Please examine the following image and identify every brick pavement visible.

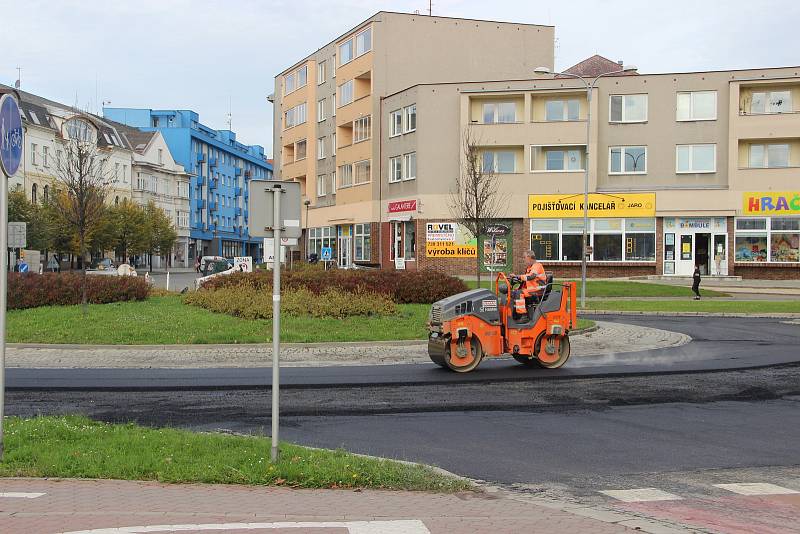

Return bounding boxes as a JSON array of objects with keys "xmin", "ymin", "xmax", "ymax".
[
  {"xmin": 6, "ymin": 321, "xmax": 689, "ymax": 369},
  {"xmin": 0, "ymin": 478, "xmax": 636, "ymax": 534}
]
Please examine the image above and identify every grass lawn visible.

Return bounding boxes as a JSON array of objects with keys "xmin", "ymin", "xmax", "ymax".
[
  {"xmin": 584, "ymin": 300, "xmax": 800, "ymax": 313},
  {"xmin": 0, "ymin": 416, "xmax": 470, "ymax": 491},
  {"xmin": 466, "ymin": 279, "xmax": 728, "ymax": 297},
  {"xmin": 7, "ymin": 296, "xmax": 431, "ymax": 345},
  {"xmin": 8, "ymin": 295, "xmax": 596, "ymax": 345}
]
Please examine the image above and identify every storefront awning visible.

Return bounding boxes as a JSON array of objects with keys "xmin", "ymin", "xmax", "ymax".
[{"xmin": 388, "ymin": 214, "xmax": 413, "ymax": 222}]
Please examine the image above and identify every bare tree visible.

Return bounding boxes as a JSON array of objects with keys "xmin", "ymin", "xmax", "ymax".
[
  {"xmin": 449, "ymin": 127, "xmax": 509, "ymax": 284},
  {"xmin": 53, "ymin": 124, "xmax": 112, "ymax": 313}
]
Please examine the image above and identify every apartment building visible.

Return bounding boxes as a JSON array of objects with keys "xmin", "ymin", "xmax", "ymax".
[
  {"xmin": 105, "ymin": 108, "xmax": 273, "ymax": 262},
  {"xmin": 382, "ymin": 57, "xmax": 800, "ymax": 279},
  {"xmin": 273, "ymin": 11, "xmax": 554, "ymax": 267},
  {"xmin": 276, "ymin": 13, "xmax": 799, "ymax": 279},
  {"xmin": 113, "ymin": 123, "xmax": 192, "ymax": 268}
]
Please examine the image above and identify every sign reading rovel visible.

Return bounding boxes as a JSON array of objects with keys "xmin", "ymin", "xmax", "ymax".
[{"xmin": 388, "ymin": 199, "xmax": 417, "ymax": 213}]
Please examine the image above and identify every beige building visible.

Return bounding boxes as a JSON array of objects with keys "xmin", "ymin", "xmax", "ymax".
[{"xmin": 274, "ymin": 13, "xmax": 800, "ymax": 279}]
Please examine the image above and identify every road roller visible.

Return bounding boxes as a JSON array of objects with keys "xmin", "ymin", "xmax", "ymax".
[{"xmin": 427, "ymin": 272, "xmax": 577, "ymax": 372}]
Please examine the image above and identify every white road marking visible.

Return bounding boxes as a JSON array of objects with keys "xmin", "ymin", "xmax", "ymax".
[
  {"xmin": 62, "ymin": 519, "xmax": 431, "ymax": 534},
  {"xmin": 0, "ymin": 492, "xmax": 46, "ymax": 498},
  {"xmin": 600, "ymin": 488, "xmax": 683, "ymax": 502},
  {"xmin": 714, "ymin": 483, "xmax": 799, "ymax": 496}
]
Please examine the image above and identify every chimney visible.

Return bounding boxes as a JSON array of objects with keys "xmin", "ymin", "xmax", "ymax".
[{"xmin": 617, "ymin": 60, "xmax": 624, "ymax": 66}]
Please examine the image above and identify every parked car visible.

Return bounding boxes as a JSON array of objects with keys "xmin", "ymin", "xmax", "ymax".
[{"xmin": 194, "ymin": 256, "xmax": 235, "ymax": 289}]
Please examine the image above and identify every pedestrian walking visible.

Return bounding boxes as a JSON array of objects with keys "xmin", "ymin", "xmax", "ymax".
[
  {"xmin": 195, "ymin": 257, "xmax": 201, "ymax": 274},
  {"xmin": 692, "ymin": 264, "xmax": 701, "ymax": 300}
]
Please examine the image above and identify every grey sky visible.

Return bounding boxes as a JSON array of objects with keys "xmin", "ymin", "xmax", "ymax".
[{"xmin": 2, "ymin": 0, "xmax": 797, "ymax": 158}]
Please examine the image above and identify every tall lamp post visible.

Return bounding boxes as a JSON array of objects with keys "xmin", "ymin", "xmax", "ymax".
[{"xmin": 533, "ymin": 65, "xmax": 637, "ymax": 308}]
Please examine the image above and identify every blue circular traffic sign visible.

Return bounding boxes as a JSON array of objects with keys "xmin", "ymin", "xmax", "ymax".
[{"xmin": 0, "ymin": 94, "xmax": 24, "ymax": 177}]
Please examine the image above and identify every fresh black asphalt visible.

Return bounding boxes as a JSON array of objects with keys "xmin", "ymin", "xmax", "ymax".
[{"xmin": 7, "ymin": 316, "xmax": 800, "ymax": 390}]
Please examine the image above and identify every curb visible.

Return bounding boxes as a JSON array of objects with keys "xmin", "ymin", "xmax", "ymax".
[{"xmin": 581, "ymin": 310, "xmax": 800, "ymax": 318}]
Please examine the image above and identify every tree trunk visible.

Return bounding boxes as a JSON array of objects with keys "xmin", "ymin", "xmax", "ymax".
[
  {"xmin": 149, "ymin": 252, "xmax": 153, "ymax": 273},
  {"xmin": 79, "ymin": 234, "xmax": 88, "ymax": 316}
]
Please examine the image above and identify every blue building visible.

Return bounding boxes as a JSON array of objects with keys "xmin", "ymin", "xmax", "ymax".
[{"xmin": 103, "ymin": 107, "xmax": 273, "ymax": 262}]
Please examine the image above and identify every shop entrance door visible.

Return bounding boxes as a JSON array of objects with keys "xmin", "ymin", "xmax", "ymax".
[
  {"xmin": 695, "ymin": 233, "xmax": 711, "ymax": 275},
  {"xmin": 338, "ymin": 236, "xmax": 352, "ymax": 268}
]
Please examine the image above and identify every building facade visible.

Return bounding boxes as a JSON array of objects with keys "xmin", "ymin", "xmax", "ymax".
[
  {"xmin": 114, "ymin": 124, "xmax": 192, "ymax": 268},
  {"xmin": 104, "ymin": 108, "xmax": 273, "ymax": 262},
  {"xmin": 272, "ymin": 11, "xmax": 554, "ymax": 268},
  {"xmin": 274, "ymin": 13, "xmax": 800, "ymax": 279}
]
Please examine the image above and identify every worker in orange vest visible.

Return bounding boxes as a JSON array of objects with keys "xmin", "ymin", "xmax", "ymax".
[{"xmin": 513, "ymin": 250, "xmax": 548, "ymax": 318}]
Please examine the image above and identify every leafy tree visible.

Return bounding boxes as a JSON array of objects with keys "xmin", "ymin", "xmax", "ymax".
[
  {"xmin": 143, "ymin": 201, "xmax": 177, "ymax": 272},
  {"xmin": 108, "ymin": 199, "xmax": 147, "ymax": 265}
]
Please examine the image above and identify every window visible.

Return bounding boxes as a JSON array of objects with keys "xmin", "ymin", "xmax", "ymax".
[
  {"xmin": 317, "ymin": 137, "xmax": 325, "ymax": 160},
  {"xmin": 403, "ymin": 152, "xmax": 416, "ymax": 180},
  {"xmin": 609, "ymin": 94, "xmax": 648, "ymax": 122},
  {"xmin": 339, "ymin": 163, "xmax": 353, "ymax": 187},
  {"xmin": 482, "ymin": 151, "xmax": 516, "ymax": 173},
  {"xmin": 402, "ymin": 104, "xmax": 417, "ymax": 132},
  {"xmin": 610, "ymin": 146, "xmax": 647, "ymax": 173},
  {"xmin": 354, "ymin": 159, "xmax": 371, "ymax": 185},
  {"xmin": 389, "ymin": 156, "xmax": 402, "ymax": 183},
  {"xmin": 157, "ymin": 148, "xmax": 163, "ymax": 164},
  {"xmin": 356, "ymin": 27, "xmax": 372, "ymax": 57},
  {"xmin": 530, "ymin": 220, "xmax": 560, "ymax": 261},
  {"xmin": 390, "ymin": 110, "xmax": 403, "ymax": 136},
  {"xmin": 317, "ymin": 174, "xmax": 326, "ymax": 197},
  {"xmin": 390, "ymin": 221, "xmax": 416, "ymax": 260},
  {"xmin": 123, "ymin": 165, "xmax": 128, "ymax": 183},
  {"xmin": 332, "ymin": 133, "xmax": 336, "ymax": 156},
  {"xmin": 66, "ymin": 118, "xmax": 93, "ymax": 141},
  {"xmin": 354, "ymin": 223, "xmax": 371, "ymax": 261},
  {"xmin": 677, "ymin": 91, "xmax": 717, "ymax": 121},
  {"xmin": 750, "ymin": 90, "xmax": 792, "ymax": 114},
  {"xmin": 340, "ymin": 80, "xmax": 354, "ymax": 106},
  {"xmin": 297, "ymin": 65, "xmax": 307, "ymax": 88},
  {"xmin": 331, "ymin": 171, "xmax": 336, "ymax": 194},
  {"xmin": 749, "ymin": 144, "xmax": 789, "ymax": 168},
  {"xmin": 482, "ymin": 102, "xmax": 516, "ymax": 124},
  {"xmin": 339, "ymin": 39, "xmax": 353, "ymax": 64},
  {"xmin": 317, "ymin": 99, "xmax": 326, "ymax": 122},
  {"xmin": 317, "ymin": 61, "xmax": 326, "ymax": 84},
  {"xmin": 31, "ymin": 183, "xmax": 38, "ymax": 203},
  {"xmin": 42, "ymin": 146, "xmax": 49, "ymax": 167},
  {"xmin": 332, "ymin": 93, "xmax": 336, "ymax": 116},
  {"xmin": 177, "ymin": 211, "xmax": 189, "ymax": 228},
  {"xmin": 544, "ymin": 149, "xmax": 582, "ymax": 171},
  {"xmin": 284, "ymin": 72, "xmax": 295, "ymax": 94},
  {"xmin": 736, "ymin": 217, "xmax": 799, "ymax": 262},
  {"xmin": 284, "ymin": 102, "xmax": 307, "ymax": 129},
  {"xmin": 308, "ymin": 226, "xmax": 337, "ymax": 258},
  {"xmin": 676, "ymin": 144, "xmax": 716, "ymax": 173},
  {"xmin": 530, "ymin": 218, "xmax": 655, "ymax": 262},
  {"xmin": 354, "ymin": 116, "xmax": 371, "ymax": 143},
  {"xmin": 43, "ymin": 185, "xmax": 49, "ymax": 202},
  {"xmin": 178, "ymin": 182, "xmax": 189, "ymax": 198},
  {"xmin": 31, "ymin": 143, "xmax": 37, "ymax": 165},
  {"xmin": 295, "ymin": 139, "xmax": 307, "ymax": 161},
  {"xmin": 545, "ymin": 99, "xmax": 580, "ymax": 121}
]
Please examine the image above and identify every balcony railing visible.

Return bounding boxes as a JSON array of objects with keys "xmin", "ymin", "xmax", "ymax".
[
  {"xmin": 235, "ymin": 167, "xmax": 242, "ymax": 176},
  {"xmin": 196, "ymin": 153, "xmax": 205, "ymax": 162},
  {"xmin": 209, "ymin": 157, "xmax": 218, "ymax": 167},
  {"xmin": 208, "ymin": 201, "xmax": 217, "ymax": 211},
  {"xmin": 209, "ymin": 178, "xmax": 218, "ymax": 190},
  {"xmin": 194, "ymin": 199, "xmax": 205, "ymax": 209}
]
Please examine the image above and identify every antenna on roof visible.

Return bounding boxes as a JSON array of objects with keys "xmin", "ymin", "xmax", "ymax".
[
  {"xmin": 429, "ymin": 0, "xmax": 432, "ymax": 15},
  {"xmin": 227, "ymin": 96, "xmax": 232, "ymax": 130},
  {"xmin": 14, "ymin": 67, "xmax": 21, "ymax": 89}
]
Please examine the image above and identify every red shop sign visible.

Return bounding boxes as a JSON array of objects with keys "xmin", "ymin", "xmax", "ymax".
[{"xmin": 388, "ymin": 199, "xmax": 417, "ymax": 213}]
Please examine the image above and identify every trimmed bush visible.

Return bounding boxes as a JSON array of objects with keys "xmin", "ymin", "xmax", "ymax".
[
  {"xmin": 200, "ymin": 267, "xmax": 468, "ymax": 304},
  {"xmin": 184, "ymin": 284, "xmax": 396, "ymax": 319},
  {"xmin": 7, "ymin": 273, "xmax": 149, "ymax": 310}
]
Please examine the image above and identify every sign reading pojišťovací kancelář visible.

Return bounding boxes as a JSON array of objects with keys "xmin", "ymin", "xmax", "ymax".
[
  {"xmin": 528, "ymin": 193, "xmax": 656, "ymax": 218},
  {"xmin": 425, "ymin": 222, "xmax": 477, "ymax": 258}
]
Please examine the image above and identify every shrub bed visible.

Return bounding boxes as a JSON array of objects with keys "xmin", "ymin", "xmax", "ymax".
[
  {"xmin": 201, "ymin": 267, "xmax": 468, "ymax": 304},
  {"xmin": 7, "ymin": 273, "xmax": 149, "ymax": 310},
  {"xmin": 185, "ymin": 284, "xmax": 396, "ymax": 319}
]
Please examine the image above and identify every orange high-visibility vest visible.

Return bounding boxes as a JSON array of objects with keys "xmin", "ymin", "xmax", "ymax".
[{"xmin": 520, "ymin": 262, "xmax": 547, "ymax": 296}]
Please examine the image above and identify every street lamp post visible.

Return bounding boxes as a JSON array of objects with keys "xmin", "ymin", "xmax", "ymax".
[{"xmin": 533, "ymin": 65, "xmax": 637, "ymax": 308}]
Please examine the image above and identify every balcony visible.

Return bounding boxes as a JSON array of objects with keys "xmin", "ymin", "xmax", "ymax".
[
  {"xmin": 470, "ymin": 120, "xmax": 587, "ymax": 147},
  {"xmin": 196, "ymin": 153, "xmax": 205, "ymax": 162},
  {"xmin": 193, "ymin": 176, "xmax": 205, "ymax": 187},
  {"xmin": 194, "ymin": 199, "xmax": 205, "ymax": 209},
  {"xmin": 208, "ymin": 201, "xmax": 218, "ymax": 211},
  {"xmin": 209, "ymin": 157, "xmax": 218, "ymax": 167},
  {"xmin": 235, "ymin": 167, "xmax": 242, "ymax": 176},
  {"xmin": 244, "ymin": 169, "xmax": 252, "ymax": 177},
  {"xmin": 209, "ymin": 178, "xmax": 218, "ymax": 190},
  {"xmin": 235, "ymin": 186, "xmax": 242, "ymax": 195},
  {"xmin": 235, "ymin": 207, "xmax": 242, "ymax": 216},
  {"xmin": 733, "ymin": 111, "xmax": 800, "ymax": 141}
]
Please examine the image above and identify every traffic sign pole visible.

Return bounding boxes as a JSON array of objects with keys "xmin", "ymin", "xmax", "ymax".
[{"xmin": 271, "ymin": 184, "xmax": 282, "ymax": 463}]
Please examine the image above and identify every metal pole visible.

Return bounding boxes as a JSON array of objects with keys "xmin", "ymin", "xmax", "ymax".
[
  {"xmin": 166, "ymin": 271, "xmax": 170, "ymax": 291},
  {"xmin": 0, "ymin": 169, "xmax": 7, "ymax": 459},
  {"xmin": 582, "ymin": 85, "xmax": 591, "ymax": 309},
  {"xmin": 271, "ymin": 184, "xmax": 281, "ymax": 463}
]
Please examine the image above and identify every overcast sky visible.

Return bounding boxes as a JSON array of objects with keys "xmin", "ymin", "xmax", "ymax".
[{"xmin": 2, "ymin": 0, "xmax": 797, "ymax": 158}]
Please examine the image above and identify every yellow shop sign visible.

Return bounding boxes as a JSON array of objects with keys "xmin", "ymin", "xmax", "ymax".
[
  {"xmin": 528, "ymin": 193, "xmax": 656, "ymax": 218},
  {"xmin": 742, "ymin": 191, "xmax": 800, "ymax": 215}
]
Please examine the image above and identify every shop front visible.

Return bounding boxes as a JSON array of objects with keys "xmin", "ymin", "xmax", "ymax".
[
  {"xmin": 387, "ymin": 199, "xmax": 418, "ymax": 270},
  {"xmin": 662, "ymin": 217, "xmax": 728, "ymax": 276},
  {"xmin": 733, "ymin": 191, "xmax": 800, "ymax": 279}
]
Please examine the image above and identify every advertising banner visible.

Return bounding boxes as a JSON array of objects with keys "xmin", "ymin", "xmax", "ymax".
[
  {"xmin": 425, "ymin": 222, "xmax": 477, "ymax": 258},
  {"xmin": 742, "ymin": 191, "xmax": 800, "ymax": 215},
  {"xmin": 529, "ymin": 193, "xmax": 656, "ymax": 218}
]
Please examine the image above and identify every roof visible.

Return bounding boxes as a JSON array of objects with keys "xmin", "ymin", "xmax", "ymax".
[
  {"xmin": 107, "ymin": 121, "xmax": 157, "ymax": 154},
  {"xmin": 561, "ymin": 55, "xmax": 639, "ymax": 78}
]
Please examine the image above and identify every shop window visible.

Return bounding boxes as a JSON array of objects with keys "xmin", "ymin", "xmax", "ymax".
[
  {"xmin": 771, "ymin": 233, "xmax": 800, "ymax": 262},
  {"xmin": 391, "ymin": 221, "xmax": 415, "ymax": 260},
  {"xmin": 562, "ymin": 235, "xmax": 584, "ymax": 260},
  {"xmin": 626, "ymin": 234, "xmax": 656, "ymax": 261},
  {"xmin": 354, "ymin": 223, "xmax": 371, "ymax": 261},
  {"xmin": 594, "ymin": 234, "xmax": 623, "ymax": 261},
  {"xmin": 735, "ymin": 217, "xmax": 799, "ymax": 262},
  {"xmin": 735, "ymin": 235, "xmax": 768, "ymax": 262}
]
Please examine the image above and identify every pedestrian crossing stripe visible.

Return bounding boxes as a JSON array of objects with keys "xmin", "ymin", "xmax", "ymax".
[
  {"xmin": 62, "ymin": 520, "xmax": 432, "ymax": 534},
  {"xmin": 0, "ymin": 492, "xmax": 45, "ymax": 498},
  {"xmin": 714, "ymin": 483, "xmax": 799, "ymax": 496},
  {"xmin": 599, "ymin": 488, "xmax": 683, "ymax": 502}
]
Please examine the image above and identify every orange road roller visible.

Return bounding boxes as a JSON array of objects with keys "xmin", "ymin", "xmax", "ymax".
[{"xmin": 428, "ymin": 272, "xmax": 577, "ymax": 372}]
